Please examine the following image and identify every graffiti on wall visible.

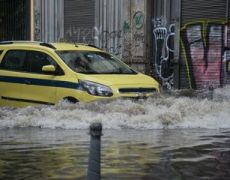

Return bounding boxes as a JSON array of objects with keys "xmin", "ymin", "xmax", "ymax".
[
  {"xmin": 133, "ymin": 11, "xmax": 144, "ymax": 29},
  {"xmin": 181, "ymin": 21, "xmax": 230, "ymax": 89},
  {"xmin": 65, "ymin": 27, "xmax": 144, "ymax": 58},
  {"xmin": 152, "ymin": 17, "xmax": 175, "ymax": 89},
  {"xmin": 65, "ymin": 11, "xmax": 145, "ymax": 61},
  {"xmin": 65, "ymin": 26, "xmax": 97, "ymax": 45}
]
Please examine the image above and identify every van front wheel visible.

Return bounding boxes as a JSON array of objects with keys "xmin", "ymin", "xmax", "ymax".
[{"xmin": 63, "ymin": 97, "xmax": 79, "ymax": 104}]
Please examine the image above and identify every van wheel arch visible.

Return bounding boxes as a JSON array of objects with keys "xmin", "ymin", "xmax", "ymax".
[{"xmin": 63, "ymin": 97, "xmax": 79, "ymax": 104}]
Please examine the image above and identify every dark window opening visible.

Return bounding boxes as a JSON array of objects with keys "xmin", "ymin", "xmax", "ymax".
[
  {"xmin": 0, "ymin": 50, "xmax": 63, "ymax": 75},
  {"xmin": 0, "ymin": 0, "xmax": 30, "ymax": 41},
  {"xmin": 0, "ymin": 50, "xmax": 26, "ymax": 71}
]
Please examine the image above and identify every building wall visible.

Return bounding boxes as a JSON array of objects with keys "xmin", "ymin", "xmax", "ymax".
[
  {"xmin": 180, "ymin": 0, "xmax": 230, "ymax": 89},
  {"xmin": 62, "ymin": 0, "xmax": 147, "ymax": 72},
  {"xmin": 94, "ymin": 0, "xmax": 147, "ymax": 72},
  {"xmin": 34, "ymin": 0, "xmax": 64, "ymax": 42},
  {"xmin": 151, "ymin": 0, "xmax": 180, "ymax": 89},
  {"xmin": 121, "ymin": 0, "xmax": 146, "ymax": 72},
  {"xmin": 151, "ymin": 0, "xmax": 230, "ymax": 90}
]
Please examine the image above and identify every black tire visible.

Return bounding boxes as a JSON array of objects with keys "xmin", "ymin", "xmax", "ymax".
[{"xmin": 64, "ymin": 97, "xmax": 79, "ymax": 104}]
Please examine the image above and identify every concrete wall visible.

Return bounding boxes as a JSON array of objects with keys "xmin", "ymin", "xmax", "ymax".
[
  {"xmin": 34, "ymin": 0, "xmax": 64, "ymax": 42},
  {"xmin": 32, "ymin": 0, "xmax": 147, "ymax": 73},
  {"xmin": 121, "ymin": 0, "xmax": 146, "ymax": 72},
  {"xmin": 93, "ymin": 0, "xmax": 147, "ymax": 72}
]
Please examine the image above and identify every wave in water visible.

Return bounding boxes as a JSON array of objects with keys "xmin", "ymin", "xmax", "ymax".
[{"xmin": 0, "ymin": 86, "xmax": 230, "ymax": 130}]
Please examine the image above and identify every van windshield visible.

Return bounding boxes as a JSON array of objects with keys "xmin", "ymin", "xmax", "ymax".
[{"xmin": 57, "ymin": 51, "xmax": 137, "ymax": 74}]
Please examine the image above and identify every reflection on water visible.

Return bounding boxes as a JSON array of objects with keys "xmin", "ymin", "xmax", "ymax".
[
  {"xmin": 0, "ymin": 129, "xmax": 229, "ymax": 179},
  {"xmin": 0, "ymin": 129, "xmax": 89, "ymax": 179}
]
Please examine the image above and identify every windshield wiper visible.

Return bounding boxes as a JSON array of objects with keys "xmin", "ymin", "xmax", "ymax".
[{"xmin": 77, "ymin": 71, "xmax": 99, "ymax": 74}]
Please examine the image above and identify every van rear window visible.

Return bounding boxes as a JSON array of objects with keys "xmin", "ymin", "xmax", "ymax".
[{"xmin": 0, "ymin": 50, "xmax": 27, "ymax": 71}]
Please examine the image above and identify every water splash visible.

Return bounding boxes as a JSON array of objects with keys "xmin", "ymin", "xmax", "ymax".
[{"xmin": 0, "ymin": 86, "xmax": 230, "ymax": 130}]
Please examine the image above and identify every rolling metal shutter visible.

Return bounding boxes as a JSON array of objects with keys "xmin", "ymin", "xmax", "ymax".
[
  {"xmin": 64, "ymin": 0, "xmax": 95, "ymax": 43},
  {"xmin": 181, "ymin": 0, "xmax": 227, "ymax": 25},
  {"xmin": 180, "ymin": 0, "xmax": 227, "ymax": 89}
]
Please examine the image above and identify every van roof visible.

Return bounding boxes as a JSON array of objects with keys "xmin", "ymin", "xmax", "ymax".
[{"xmin": 0, "ymin": 41, "xmax": 102, "ymax": 51}]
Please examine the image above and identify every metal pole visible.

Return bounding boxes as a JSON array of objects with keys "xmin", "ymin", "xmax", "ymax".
[
  {"xmin": 226, "ymin": 0, "xmax": 229, "ymax": 23},
  {"xmin": 87, "ymin": 122, "xmax": 102, "ymax": 180}
]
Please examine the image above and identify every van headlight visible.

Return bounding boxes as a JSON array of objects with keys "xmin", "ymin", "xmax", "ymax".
[{"xmin": 79, "ymin": 80, "xmax": 113, "ymax": 97}]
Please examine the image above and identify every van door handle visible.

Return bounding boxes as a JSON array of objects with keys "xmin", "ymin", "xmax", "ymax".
[{"xmin": 24, "ymin": 80, "xmax": 31, "ymax": 85}]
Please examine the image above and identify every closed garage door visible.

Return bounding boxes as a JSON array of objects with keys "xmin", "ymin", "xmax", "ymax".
[
  {"xmin": 181, "ymin": 0, "xmax": 227, "ymax": 25},
  {"xmin": 180, "ymin": 0, "xmax": 228, "ymax": 89}
]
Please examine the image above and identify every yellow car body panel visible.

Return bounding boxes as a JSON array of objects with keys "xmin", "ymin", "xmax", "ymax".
[{"xmin": 0, "ymin": 42, "xmax": 160, "ymax": 107}]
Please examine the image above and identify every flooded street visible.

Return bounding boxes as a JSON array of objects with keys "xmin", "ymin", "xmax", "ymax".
[
  {"xmin": 0, "ymin": 129, "xmax": 230, "ymax": 179},
  {"xmin": 0, "ymin": 87, "xmax": 230, "ymax": 179}
]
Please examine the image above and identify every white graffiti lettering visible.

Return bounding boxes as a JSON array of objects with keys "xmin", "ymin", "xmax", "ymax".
[{"xmin": 153, "ymin": 17, "xmax": 175, "ymax": 89}]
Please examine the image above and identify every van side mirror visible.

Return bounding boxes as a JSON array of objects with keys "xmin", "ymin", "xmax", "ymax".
[{"xmin": 42, "ymin": 65, "xmax": 56, "ymax": 74}]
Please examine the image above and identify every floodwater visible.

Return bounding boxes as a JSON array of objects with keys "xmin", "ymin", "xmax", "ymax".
[{"xmin": 0, "ymin": 87, "xmax": 230, "ymax": 179}]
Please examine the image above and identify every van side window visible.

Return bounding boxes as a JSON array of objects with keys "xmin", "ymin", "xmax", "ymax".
[
  {"xmin": 0, "ymin": 50, "xmax": 63, "ymax": 75},
  {"xmin": 0, "ymin": 50, "xmax": 26, "ymax": 71}
]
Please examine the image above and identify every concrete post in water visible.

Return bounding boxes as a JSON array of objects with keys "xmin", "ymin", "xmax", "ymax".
[
  {"xmin": 208, "ymin": 86, "xmax": 214, "ymax": 100},
  {"xmin": 87, "ymin": 122, "xmax": 102, "ymax": 180}
]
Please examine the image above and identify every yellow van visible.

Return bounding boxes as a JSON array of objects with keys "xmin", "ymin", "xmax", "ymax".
[{"xmin": 0, "ymin": 41, "xmax": 159, "ymax": 107}]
